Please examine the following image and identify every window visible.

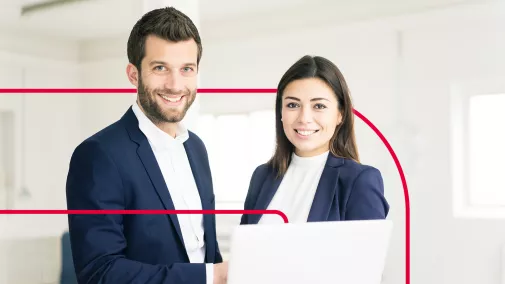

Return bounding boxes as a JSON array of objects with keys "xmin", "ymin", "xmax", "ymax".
[
  {"xmin": 467, "ymin": 94, "xmax": 505, "ymax": 206},
  {"xmin": 451, "ymin": 78, "xmax": 505, "ymax": 218},
  {"xmin": 194, "ymin": 110, "xmax": 276, "ymax": 207}
]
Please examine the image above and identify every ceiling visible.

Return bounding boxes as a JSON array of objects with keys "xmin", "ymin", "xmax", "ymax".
[
  {"xmin": 0, "ymin": 0, "xmax": 315, "ymax": 39},
  {"xmin": 0, "ymin": 0, "xmax": 499, "ymax": 41}
]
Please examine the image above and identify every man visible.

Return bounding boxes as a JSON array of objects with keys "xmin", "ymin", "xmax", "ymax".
[{"xmin": 66, "ymin": 7, "xmax": 227, "ymax": 284}]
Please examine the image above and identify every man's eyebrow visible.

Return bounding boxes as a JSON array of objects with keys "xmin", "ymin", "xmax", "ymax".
[
  {"xmin": 149, "ymin": 60, "xmax": 166, "ymax": 66},
  {"xmin": 148, "ymin": 61, "xmax": 197, "ymax": 67}
]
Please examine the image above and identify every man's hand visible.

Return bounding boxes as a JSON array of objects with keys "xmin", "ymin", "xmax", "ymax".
[{"xmin": 213, "ymin": 262, "xmax": 228, "ymax": 284}]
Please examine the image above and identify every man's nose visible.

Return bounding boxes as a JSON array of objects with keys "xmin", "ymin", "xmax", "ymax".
[{"xmin": 163, "ymin": 71, "xmax": 184, "ymax": 91}]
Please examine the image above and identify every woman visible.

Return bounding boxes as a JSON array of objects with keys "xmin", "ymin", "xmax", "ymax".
[{"xmin": 240, "ymin": 55, "xmax": 389, "ymax": 225}]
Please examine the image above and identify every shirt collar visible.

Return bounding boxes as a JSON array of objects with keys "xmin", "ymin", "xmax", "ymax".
[{"xmin": 132, "ymin": 102, "xmax": 189, "ymax": 151}]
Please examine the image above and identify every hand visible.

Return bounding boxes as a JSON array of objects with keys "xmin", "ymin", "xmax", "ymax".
[{"xmin": 213, "ymin": 261, "xmax": 228, "ymax": 284}]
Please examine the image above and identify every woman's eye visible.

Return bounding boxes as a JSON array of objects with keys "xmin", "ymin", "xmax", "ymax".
[
  {"xmin": 286, "ymin": 102, "xmax": 299, "ymax": 108},
  {"xmin": 314, "ymin": 103, "xmax": 327, "ymax": 109}
]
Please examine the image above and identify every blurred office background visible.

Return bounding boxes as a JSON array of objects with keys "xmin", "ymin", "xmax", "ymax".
[{"xmin": 0, "ymin": 0, "xmax": 504, "ymax": 283}]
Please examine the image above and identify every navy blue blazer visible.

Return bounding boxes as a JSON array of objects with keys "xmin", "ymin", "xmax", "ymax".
[
  {"xmin": 240, "ymin": 154, "xmax": 389, "ymax": 224},
  {"xmin": 66, "ymin": 107, "xmax": 222, "ymax": 284}
]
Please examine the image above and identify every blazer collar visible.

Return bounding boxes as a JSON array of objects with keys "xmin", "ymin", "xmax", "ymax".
[
  {"xmin": 131, "ymin": 102, "xmax": 189, "ymax": 151},
  {"xmin": 306, "ymin": 155, "xmax": 343, "ymax": 222},
  {"xmin": 249, "ymin": 153, "xmax": 345, "ymax": 224},
  {"xmin": 122, "ymin": 106, "xmax": 144, "ymax": 145}
]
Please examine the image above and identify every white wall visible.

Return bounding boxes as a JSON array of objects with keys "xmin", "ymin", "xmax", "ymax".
[
  {"xmin": 0, "ymin": 32, "xmax": 81, "ymax": 284},
  {"xmin": 78, "ymin": 36, "xmax": 136, "ymax": 137},
  {"xmin": 0, "ymin": 32, "xmax": 81, "ymax": 212},
  {"xmin": 401, "ymin": 19, "xmax": 505, "ymax": 284}
]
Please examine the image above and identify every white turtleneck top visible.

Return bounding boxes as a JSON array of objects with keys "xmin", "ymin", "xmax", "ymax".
[{"xmin": 259, "ymin": 150, "xmax": 329, "ymax": 224}]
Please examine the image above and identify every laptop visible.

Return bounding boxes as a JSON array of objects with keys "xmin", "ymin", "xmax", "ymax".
[{"xmin": 226, "ymin": 220, "xmax": 393, "ymax": 284}]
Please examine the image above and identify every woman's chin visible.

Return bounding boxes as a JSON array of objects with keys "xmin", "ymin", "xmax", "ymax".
[{"xmin": 292, "ymin": 142, "xmax": 330, "ymax": 157}]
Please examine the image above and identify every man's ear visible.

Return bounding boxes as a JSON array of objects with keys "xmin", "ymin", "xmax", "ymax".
[{"xmin": 126, "ymin": 63, "xmax": 139, "ymax": 87}]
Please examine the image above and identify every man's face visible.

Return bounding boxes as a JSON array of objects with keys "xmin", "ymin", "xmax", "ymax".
[{"xmin": 135, "ymin": 35, "xmax": 198, "ymax": 124}]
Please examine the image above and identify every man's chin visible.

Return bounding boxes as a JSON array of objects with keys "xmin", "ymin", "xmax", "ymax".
[{"xmin": 161, "ymin": 110, "xmax": 186, "ymax": 123}]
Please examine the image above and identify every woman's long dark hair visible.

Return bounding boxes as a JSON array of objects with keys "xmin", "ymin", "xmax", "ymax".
[{"xmin": 267, "ymin": 55, "xmax": 360, "ymax": 178}]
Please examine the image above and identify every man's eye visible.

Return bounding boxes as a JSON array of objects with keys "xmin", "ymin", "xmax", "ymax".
[
  {"xmin": 154, "ymin": 66, "xmax": 166, "ymax": 71},
  {"xmin": 183, "ymin": 67, "xmax": 194, "ymax": 72}
]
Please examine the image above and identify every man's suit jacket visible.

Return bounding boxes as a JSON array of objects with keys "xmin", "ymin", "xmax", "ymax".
[
  {"xmin": 240, "ymin": 153, "xmax": 389, "ymax": 224},
  {"xmin": 66, "ymin": 107, "xmax": 222, "ymax": 284}
]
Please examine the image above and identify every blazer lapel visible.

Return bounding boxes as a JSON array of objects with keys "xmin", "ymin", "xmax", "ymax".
[
  {"xmin": 307, "ymin": 155, "xmax": 344, "ymax": 222},
  {"xmin": 183, "ymin": 138, "xmax": 211, "ymax": 202},
  {"xmin": 248, "ymin": 171, "xmax": 283, "ymax": 224},
  {"xmin": 183, "ymin": 138, "xmax": 216, "ymax": 262},
  {"xmin": 122, "ymin": 108, "xmax": 185, "ymax": 249},
  {"xmin": 137, "ymin": 139, "xmax": 187, "ymax": 247}
]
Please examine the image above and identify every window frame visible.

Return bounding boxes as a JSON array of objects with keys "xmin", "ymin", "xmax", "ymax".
[{"xmin": 450, "ymin": 77, "xmax": 505, "ymax": 219}]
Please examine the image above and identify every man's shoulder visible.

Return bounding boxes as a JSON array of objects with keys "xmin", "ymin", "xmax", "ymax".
[
  {"xmin": 74, "ymin": 119, "xmax": 129, "ymax": 157},
  {"xmin": 88, "ymin": 119, "xmax": 127, "ymax": 143}
]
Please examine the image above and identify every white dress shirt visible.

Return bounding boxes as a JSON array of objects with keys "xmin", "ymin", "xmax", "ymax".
[
  {"xmin": 132, "ymin": 102, "xmax": 213, "ymax": 283},
  {"xmin": 259, "ymin": 150, "xmax": 329, "ymax": 224}
]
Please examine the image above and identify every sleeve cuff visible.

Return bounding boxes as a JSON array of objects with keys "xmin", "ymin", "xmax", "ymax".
[{"xmin": 206, "ymin": 263, "xmax": 214, "ymax": 284}]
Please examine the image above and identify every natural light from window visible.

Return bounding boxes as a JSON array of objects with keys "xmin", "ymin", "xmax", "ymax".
[
  {"xmin": 468, "ymin": 93, "xmax": 505, "ymax": 206},
  {"xmin": 195, "ymin": 110, "xmax": 276, "ymax": 204}
]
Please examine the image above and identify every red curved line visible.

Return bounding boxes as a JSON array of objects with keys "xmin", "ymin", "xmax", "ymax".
[
  {"xmin": 0, "ymin": 88, "xmax": 409, "ymax": 283},
  {"xmin": 353, "ymin": 108, "xmax": 410, "ymax": 284},
  {"xmin": 0, "ymin": 209, "xmax": 289, "ymax": 224}
]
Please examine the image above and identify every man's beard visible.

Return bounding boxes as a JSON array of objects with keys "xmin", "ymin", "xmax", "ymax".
[{"xmin": 137, "ymin": 76, "xmax": 196, "ymax": 125}]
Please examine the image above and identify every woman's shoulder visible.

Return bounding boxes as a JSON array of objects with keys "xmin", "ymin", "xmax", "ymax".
[
  {"xmin": 250, "ymin": 163, "xmax": 275, "ymax": 180},
  {"xmin": 331, "ymin": 155, "xmax": 383, "ymax": 180}
]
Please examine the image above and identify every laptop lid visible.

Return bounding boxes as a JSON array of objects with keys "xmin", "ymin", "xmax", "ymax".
[{"xmin": 227, "ymin": 220, "xmax": 393, "ymax": 284}]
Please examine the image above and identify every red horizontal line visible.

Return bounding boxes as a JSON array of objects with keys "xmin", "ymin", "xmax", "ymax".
[
  {"xmin": 0, "ymin": 88, "xmax": 277, "ymax": 94},
  {"xmin": 0, "ymin": 209, "xmax": 289, "ymax": 223},
  {"xmin": 199, "ymin": 89, "xmax": 276, "ymax": 93}
]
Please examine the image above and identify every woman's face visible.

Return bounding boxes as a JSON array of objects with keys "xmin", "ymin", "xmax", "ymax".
[{"xmin": 281, "ymin": 78, "xmax": 342, "ymax": 157}]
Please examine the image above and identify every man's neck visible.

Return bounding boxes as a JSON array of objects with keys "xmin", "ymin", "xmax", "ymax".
[{"xmin": 155, "ymin": 122, "xmax": 178, "ymax": 138}]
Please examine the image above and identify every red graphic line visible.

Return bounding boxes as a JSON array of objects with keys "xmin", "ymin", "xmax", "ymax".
[
  {"xmin": 0, "ymin": 88, "xmax": 277, "ymax": 93},
  {"xmin": 353, "ymin": 109, "xmax": 410, "ymax": 284},
  {"xmin": 0, "ymin": 209, "xmax": 289, "ymax": 223},
  {"xmin": 0, "ymin": 88, "xmax": 410, "ymax": 284}
]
